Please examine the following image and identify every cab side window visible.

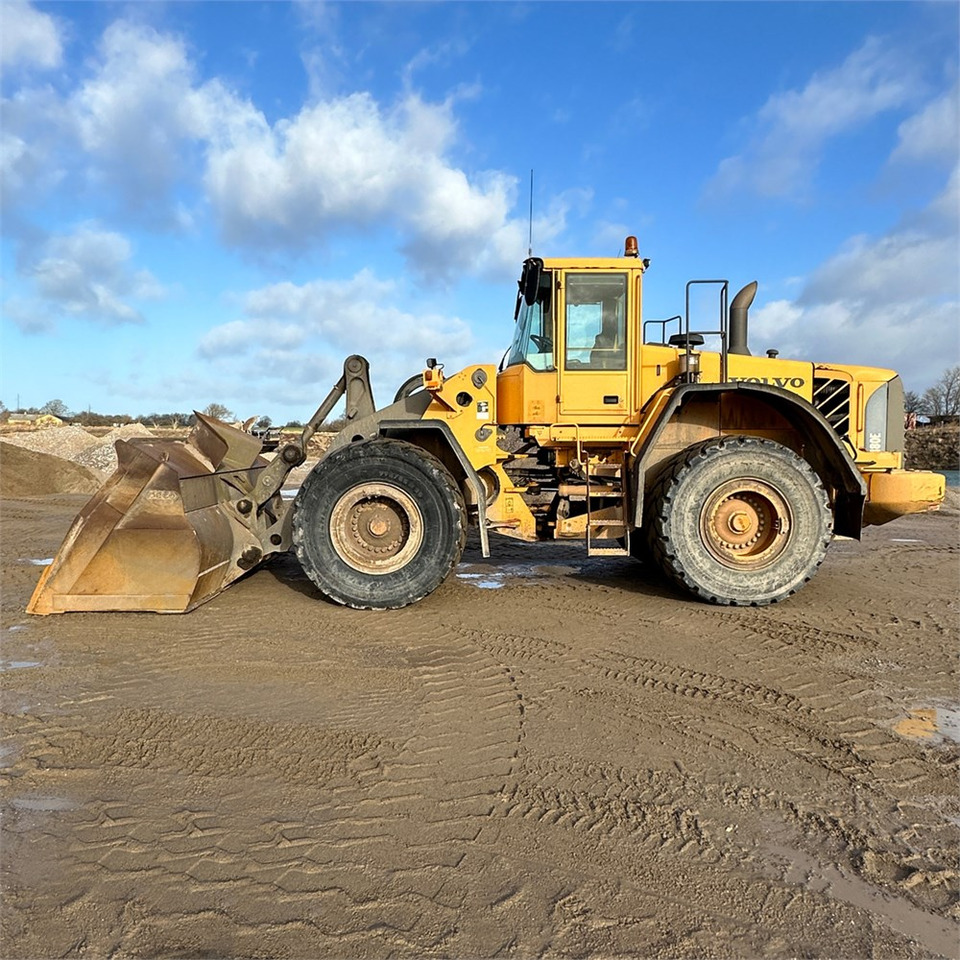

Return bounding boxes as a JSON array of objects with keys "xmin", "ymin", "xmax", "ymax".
[{"xmin": 564, "ymin": 273, "xmax": 627, "ymax": 370}]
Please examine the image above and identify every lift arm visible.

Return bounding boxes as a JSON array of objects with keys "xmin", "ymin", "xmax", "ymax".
[{"xmin": 249, "ymin": 355, "xmax": 376, "ymax": 509}]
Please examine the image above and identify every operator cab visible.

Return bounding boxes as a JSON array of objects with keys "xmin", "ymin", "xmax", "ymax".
[{"xmin": 498, "ymin": 244, "xmax": 645, "ymax": 425}]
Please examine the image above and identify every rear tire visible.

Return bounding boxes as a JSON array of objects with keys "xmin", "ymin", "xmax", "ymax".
[
  {"xmin": 293, "ymin": 438, "xmax": 466, "ymax": 609},
  {"xmin": 647, "ymin": 436, "xmax": 831, "ymax": 605}
]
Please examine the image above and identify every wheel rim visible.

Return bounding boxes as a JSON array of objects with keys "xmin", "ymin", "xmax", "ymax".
[
  {"xmin": 330, "ymin": 482, "xmax": 424, "ymax": 575},
  {"xmin": 699, "ymin": 478, "xmax": 791, "ymax": 570}
]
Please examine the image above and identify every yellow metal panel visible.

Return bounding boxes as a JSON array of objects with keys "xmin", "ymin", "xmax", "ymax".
[
  {"xmin": 483, "ymin": 462, "xmax": 538, "ymax": 541},
  {"xmin": 419, "ymin": 367, "xmax": 541, "ymax": 541},
  {"xmin": 556, "ymin": 267, "xmax": 636, "ymax": 422},
  {"xmin": 640, "ymin": 344, "xmax": 677, "ymax": 405},
  {"xmin": 557, "ymin": 370, "xmax": 629, "ymax": 419},
  {"xmin": 816, "ymin": 362, "xmax": 898, "ymax": 382},
  {"xmin": 542, "ymin": 256, "xmax": 648, "ymax": 271},
  {"xmin": 496, "ymin": 364, "xmax": 558, "ymax": 425},
  {"xmin": 859, "ymin": 451, "xmax": 902, "ymax": 469},
  {"xmin": 863, "ymin": 470, "xmax": 945, "ymax": 525},
  {"xmin": 421, "ymin": 365, "xmax": 501, "ymax": 470},
  {"xmin": 725, "ymin": 354, "xmax": 815, "ymax": 402}
]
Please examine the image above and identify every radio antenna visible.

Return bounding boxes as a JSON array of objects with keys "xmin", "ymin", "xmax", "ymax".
[{"xmin": 527, "ymin": 168, "xmax": 534, "ymax": 257}]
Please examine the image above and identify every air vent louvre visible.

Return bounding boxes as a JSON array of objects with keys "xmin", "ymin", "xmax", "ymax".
[{"xmin": 813, "ymin": 377, "xmax": 850, "ymax": 438}]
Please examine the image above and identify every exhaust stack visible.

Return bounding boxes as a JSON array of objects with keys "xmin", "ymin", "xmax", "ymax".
[{"xmin": 729, "ymin": 280, "xmax": 758, "ymax": 356}]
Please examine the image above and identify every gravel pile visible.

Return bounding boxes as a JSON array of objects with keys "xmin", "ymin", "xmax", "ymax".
[
  {"xmin": 1, "ymin": 425, "xmax": 101, "ymax": 460},
  {"xmin": 73, "ymin": 442, "xmax": 123, "ymax": 474},
  {"xmin": 1, "ymin": 441, "xmax": 104, "ymax": 498},
  {"xmin": 103, "ymin": 423, "xmax": 156, "ymax": 442},
  {"xmin": 74, "ymin": 423, "xmax": 156, "ymax": 475},
  {"xmin": 308, "ymin": 432, "xmax": 336, "ymax": 455}
]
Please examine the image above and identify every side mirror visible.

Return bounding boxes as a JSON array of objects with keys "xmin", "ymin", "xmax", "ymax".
[{"xmin": 521, "ymin": 257, "xmax": 543, "ymax": 306}]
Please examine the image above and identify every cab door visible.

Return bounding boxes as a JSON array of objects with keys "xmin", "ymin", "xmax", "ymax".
[{"xmin": 557, "ymin": 271, "xmax": 630, "ymax": 421}]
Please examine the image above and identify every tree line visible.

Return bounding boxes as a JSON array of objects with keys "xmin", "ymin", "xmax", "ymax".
[
  {"xmin": 905, "ymin": 366, "xmax": 960, "ymax": 417},
  {"xmin": 0, "ymin": 399, "xmax": 291, "ymax": 430}
]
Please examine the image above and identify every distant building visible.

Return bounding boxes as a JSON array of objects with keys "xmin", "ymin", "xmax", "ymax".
[{"xmin": 7, "ymin": 412, "xmax": 64, "ymax": 428}]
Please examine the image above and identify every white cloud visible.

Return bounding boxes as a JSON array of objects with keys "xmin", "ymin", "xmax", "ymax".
[
  {"xmin": 749, "ymin": 167, "xmax": 959, "ymax": 392},
  {"xmin": 197, "ymin": 270, "xmax": 477, "ymax": 403},
  {"xmin": 706, "ymin": 38, "xmax": 921, "ymax": 201},
  {"xmin": 10, "ymin": 223, "xmax": 165, "ymax": 330},
  {"xmin": 2, "ymin": 296, "xmax": 56, "ymax": 334},
  {"xmin": 1, "ymin": 86, "xmax": 69, "ymax": 207},
  {"xmin": 751, "ymin": 297, "xmax": 957, "ymax": 391},
  {"xmin": 0, "ymin": 0, "xmax": 62, "ymax": 70},
  {"xmin": 401, "ymin": 39, "xmax": 471, "ymax": 89},
  {"xmin": 927, "ymin": 165, "xmax": 960, "ymax": 227},
  {"xmin": 197, "ymin": 319, "xmax": 308, "ymax": 357},
  {"xmin": 801, "ymin": 231, "xmax": 957, "ymax": 306},
  {"xmin": 62, "ymin": 19, "xmax": 557, "ymax": 277},
  {"xmin": 1, "ymin": 128, "xmax": 32, "ymax": 196},
  {"xmin": 214, "ymin": 269, "xmax": 472, "ymax": 356},
  {"xmin": 69, "ymin": 21, "xmax": 211, "ymax": 223},
  {"xmin": 202, "ymin": 91, "xmax": 538, "ymax": 278},
  {"xmin": 890, "ymin": 83, "xmax": 960, "ymax": 167}
]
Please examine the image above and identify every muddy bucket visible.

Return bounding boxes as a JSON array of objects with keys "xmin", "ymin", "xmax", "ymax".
[{"xmin": 27, "ymin": 416, "xmax": 270, "ymax": 615}]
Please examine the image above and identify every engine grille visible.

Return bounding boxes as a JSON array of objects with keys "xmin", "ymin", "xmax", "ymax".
[{"xmin": 813, "ymin": 377, "xmax": 851, "ymax": 438}]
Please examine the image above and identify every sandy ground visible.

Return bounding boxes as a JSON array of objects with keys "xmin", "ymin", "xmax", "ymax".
[{"xmin": 1, "ymin": 492, "xmax": 958, "ymax": 959}]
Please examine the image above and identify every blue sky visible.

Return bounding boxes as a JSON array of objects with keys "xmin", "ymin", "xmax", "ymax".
[{"xmin": 2, "ymin": 0, "xmax": 957, "ymax": 422}]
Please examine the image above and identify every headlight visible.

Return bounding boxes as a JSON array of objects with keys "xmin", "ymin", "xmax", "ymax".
[{"xmin": 864, "ymin": 376, "xmax": 905, "ymax": 454}]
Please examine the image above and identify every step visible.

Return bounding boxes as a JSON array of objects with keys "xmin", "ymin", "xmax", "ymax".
[{"xmin": 587, "ymin": 545, "xmax": 631, "ymax": 557}]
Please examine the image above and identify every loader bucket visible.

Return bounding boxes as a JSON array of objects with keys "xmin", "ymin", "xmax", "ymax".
[{"xmin": 27, "ymin": 415, "xmax": 269, "ymax": 615}]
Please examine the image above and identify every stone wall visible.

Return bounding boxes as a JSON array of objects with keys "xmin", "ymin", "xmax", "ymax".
[{"xmin": 904, "ymin": 423, "xmax": 960, "ymax": 471}]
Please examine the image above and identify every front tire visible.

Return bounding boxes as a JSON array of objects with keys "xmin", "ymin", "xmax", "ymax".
[
  {"xmin": 647, "ymin": 436, "xmax": 831, "ymax": 605},
  {"xmin": 293, "ymin": 438, "xmax": 466, "ymax": 609}
]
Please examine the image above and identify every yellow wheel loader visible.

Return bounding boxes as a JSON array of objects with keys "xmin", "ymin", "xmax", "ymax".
[{"xmin": 28, "ymin": 238, "xmax": 945, "ymax": 614}]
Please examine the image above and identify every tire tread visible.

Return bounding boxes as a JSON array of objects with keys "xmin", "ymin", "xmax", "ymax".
[
  {"xmin": 292, "ymin": 438, "xmax": 466, "ymax": 610},
  {"xmin": 646, "ymin": 436, "xmax": 831, "ymax": 606}
]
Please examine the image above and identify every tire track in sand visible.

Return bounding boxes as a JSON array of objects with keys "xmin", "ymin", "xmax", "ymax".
[
  {"xmin": 454, "ymin": 621, "xmax": 958, "ymax": 925},
  {"xmin": 20, "ymin": 630, "xmax": 528, "ymax": 958}
]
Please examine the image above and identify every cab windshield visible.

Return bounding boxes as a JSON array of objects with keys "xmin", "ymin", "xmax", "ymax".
[{"xmin": 506, "ymin": 270, "xmax": 554, "ymax": 371}]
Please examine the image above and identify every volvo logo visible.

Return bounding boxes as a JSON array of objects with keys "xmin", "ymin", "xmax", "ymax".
[{"xmin": 731, "ymin": 376, "xmax": 806, "ymax": 388}]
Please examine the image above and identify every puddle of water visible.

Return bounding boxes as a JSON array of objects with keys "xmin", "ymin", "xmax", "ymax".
[
  {"xmin": 456, "ymin": 573, "xmax": 504, "ymax": 589},
  {"xmin": 19, "ymin": 558, "xmax": 53, "ymax": 566},
  {"xmin": 890, "ymin": 538, "xmax": 924, "ymax": 543},
  {"xmin": 893, "ymin": 706, "xmax": 960, "ymax": 745},
  {"xmin": 456, "ymin": 562, "xmax": 582, "ymax": 590},
  {"xmin": 764, "ymin": 843, "xmax": 960, "ymax": 957},
  {"xmin": 0, "ymin": 660, "xmax": 41, "ymax": 672},
  {"xmin": 7, "ymin": 625, "xmax": 28, "ymax": 633}
]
